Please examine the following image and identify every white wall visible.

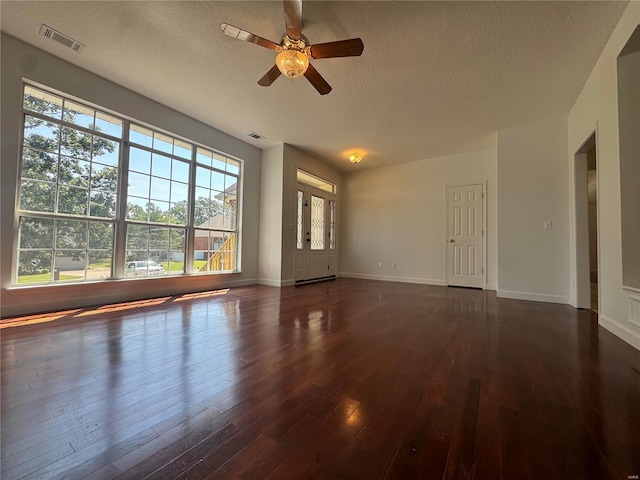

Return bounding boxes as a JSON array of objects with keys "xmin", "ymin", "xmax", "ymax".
[
  {"xmin": 256, "ymin": 144, "xmax": 342, "ymax": 286},
  {"xmin": 341, "ymin": 148, "xmax": 497, "ymax": 288},
  {"xmin": 619, "ymin": 49, "xmax": 640, "ymax": 290},
  {"xmin": 568, "ymin": 2, "xmax": 640, "ymax": 349},
  {"xmin": 1, "ymin": 34, "xmax": 262, "ymax": 316},
  {"xmin": 258, "ymin": 144, "xmax": 284, "ymax": 285},
  {"xmin": 496, "ymin": 115, "xmax": 570, "ymax": 303},
  {"xmin": 282, "ymin": 145, "xmax": 342, "ymax": 285}
]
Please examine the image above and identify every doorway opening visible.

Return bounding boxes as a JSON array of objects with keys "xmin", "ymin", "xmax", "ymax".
[{"xmin": 574, "ymin": 132, "xmax": 599, "ymax": 312}]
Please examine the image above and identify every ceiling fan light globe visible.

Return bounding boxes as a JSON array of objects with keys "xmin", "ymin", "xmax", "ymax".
[{"xmin": 276, "ymin": 50, "xmax": 309, "ymax": 79}]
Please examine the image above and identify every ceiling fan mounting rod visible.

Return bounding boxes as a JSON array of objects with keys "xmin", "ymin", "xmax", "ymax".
[{"xmin": 281, "ymin": 34, "xmax": 309, "ymax": 54}]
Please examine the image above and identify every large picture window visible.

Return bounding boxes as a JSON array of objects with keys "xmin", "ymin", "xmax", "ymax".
[
  {"xmin": 192, "ymin": 147, "xmax": 239, "ymax": 273},
  {"xmin": 14, "ymin": 84, "xmax": 242, "ymax": 285}
]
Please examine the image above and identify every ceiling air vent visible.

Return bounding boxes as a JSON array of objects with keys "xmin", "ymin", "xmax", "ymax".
[
  {"xmin": 248, "ymin": 132, "xmax": 265, "ymax": 140},
  {"xmin": 39, "ymin": 24, "xmax": 85, "ymax": 53}
]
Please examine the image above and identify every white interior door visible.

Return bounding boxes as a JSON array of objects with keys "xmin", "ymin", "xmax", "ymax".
[
  {"xmin": 446, "ymin": 183, "xmax": 485, "ymax": 288},
  {"xmin": 295, "ymin": 184, "xmax": 336, "ymax": 282}
]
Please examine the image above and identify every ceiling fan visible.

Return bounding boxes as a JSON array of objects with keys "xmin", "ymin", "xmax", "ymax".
[{"xmin": 220, "ymin": 0, "xmax": 364, "ymax": 95}]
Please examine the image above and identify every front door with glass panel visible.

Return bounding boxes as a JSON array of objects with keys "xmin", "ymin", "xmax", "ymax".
[{"xmin": 295, "ymin": 183, "xmax": 336, "ymax": 282}]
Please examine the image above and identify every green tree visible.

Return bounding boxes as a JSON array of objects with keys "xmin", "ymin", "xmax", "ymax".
[
  {"xmin": 19, "ymin": 95, "xmax": 118, "ymax": 275},
  {"xmin": 170, "ymin": 196, "xmax": 223, "ymax": 226}
]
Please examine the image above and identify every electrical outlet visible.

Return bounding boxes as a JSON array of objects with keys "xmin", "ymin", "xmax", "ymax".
[
  {"xmin": 378, "ymin": 262, "xmax": 383, "ymax": 268},
  {"xmin": 544, "ymin": 220, "xmax": 552, "ymax": 230}
]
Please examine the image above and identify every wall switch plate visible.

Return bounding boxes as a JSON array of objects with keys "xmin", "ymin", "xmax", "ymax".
[
  {"xmin": 544, "ymin": 220, "xmax": 552, "ymax": 230},
  {"xmin": 392, "ymin": 263, "xmax": 397, "ymax": 269},
  {"xmin": 378, "ymin": 262, "xmax": 383, "ymax": 268}
]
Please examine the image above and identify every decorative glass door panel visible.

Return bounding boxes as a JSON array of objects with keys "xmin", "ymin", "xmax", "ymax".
[
  {"xmin": 329, "ymin": 200, "xmax": 336, "ymax": 250},
  {"xmin": 310, "ymin": 195, "xmax": 325, "ymax": 250},
  {"xmin": 296, "ymin": 190, "xmax": 304, "ymax": 250}
]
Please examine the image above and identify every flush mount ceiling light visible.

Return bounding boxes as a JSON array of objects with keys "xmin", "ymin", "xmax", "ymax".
[{"xmin": 349, "ymin": 152, "xmax": 363, "ymax": 164}]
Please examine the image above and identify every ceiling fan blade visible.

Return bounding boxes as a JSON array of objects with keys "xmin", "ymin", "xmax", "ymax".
[
  {"xmin": 304, "ymin": 64, "xmax": 332, "ymax": 95},
  {"xmin": 220, "ymin": 23, "xmax": 280, "ymax": 51},
  {"xmin": 258, "ymin": 64, "xmax": 282, "ymax": 86},
  {"xmin": 283, "ymin": 0, "xmax": 302, "ymax": 39},
  {"xmin": 309, "ymin": 38, "xmax": 364, "ymax": 59}
]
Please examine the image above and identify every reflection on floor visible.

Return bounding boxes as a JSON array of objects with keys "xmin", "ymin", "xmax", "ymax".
[{"xmin": 3, "ymin": 279, "xmax": 640, "ymax": 479}]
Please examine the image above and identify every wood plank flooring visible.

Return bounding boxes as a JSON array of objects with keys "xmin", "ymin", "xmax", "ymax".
[{"xmin": 1, "ymin": 278, "xmax": 639, "ymax": 479}]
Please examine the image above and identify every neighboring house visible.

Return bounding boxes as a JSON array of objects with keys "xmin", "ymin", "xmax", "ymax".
[
  {"xmin": 193, "ymin": 214, "xmax": 230, "ymax": 260},
  {"xmin": 194, "ymin": 182, "xmax": 237, "ymax": 260}
]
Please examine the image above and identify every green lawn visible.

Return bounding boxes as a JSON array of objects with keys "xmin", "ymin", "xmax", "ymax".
[
  {"xmin": 164, "ymin": 260, "xmax": 207, "ymax": 272},
  {"xmin": 89, "ymin": 261, "xmax": 112, "ymax": 268},
  {"xmin": 17, "ymin": 259, "xmax": 210, "ymax": 283},
  {"xmin": 17, "ymin": 273, "xmax": 83, "ymax": 284},
  {"xmin": 167, "ymin": 261, "xmax": 185, "ymax": 272}
]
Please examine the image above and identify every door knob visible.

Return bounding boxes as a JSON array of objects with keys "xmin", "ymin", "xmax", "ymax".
[{"xmin": 449, "ymin": 239, "xmax": 455, "ymax": 243}]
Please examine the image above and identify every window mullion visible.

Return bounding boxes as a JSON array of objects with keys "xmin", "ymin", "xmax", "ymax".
[
  {"xmin": 113, "ymin": 121, "xmax": 131, "ymax": 279},
  {"xmin": 184, "ymin": 147, "xmax": 196, "ymax": 274}
]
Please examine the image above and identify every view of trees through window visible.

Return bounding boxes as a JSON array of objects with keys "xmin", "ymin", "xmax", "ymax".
[{"xmin": 16, "ymin": 84, "xmax": 241, "ymax": 285}]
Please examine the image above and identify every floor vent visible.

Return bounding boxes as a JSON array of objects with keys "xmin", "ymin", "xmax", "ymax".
[
  {"xmin": 39, "ymin": 24, "xmax": 85, "ymax": 53},
  {"xmin": 248, "ymin": 132, "xmax": 265, "ymax": 140}
]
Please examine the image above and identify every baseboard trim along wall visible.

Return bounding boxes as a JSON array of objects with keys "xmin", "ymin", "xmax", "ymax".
[
  {"xmin": 599, "ymin": 314, "xmax": 640, "ymax": 350},
  {"xmin": 339, "ymin": 272, "xmax": 445, "ymax": 286},
  {"xmin": 496, "ymin": 290, "xmax": 570, "ymax": 304},
  {"xmin": 338, "ymin": 273, "xmax": 500, "ymax": 290},
  {"xmin": 257, "ymin": 278, "xmax": 295, "ymax": 287}
]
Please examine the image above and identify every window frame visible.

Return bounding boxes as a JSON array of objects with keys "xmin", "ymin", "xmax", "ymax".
[
  {"xmin": 191, "ymin": 146, "xmax": 242, "ymax": 274},
  {"xmin": 13, "ymin": 82, "xmax": 243, "ymax": 286}
]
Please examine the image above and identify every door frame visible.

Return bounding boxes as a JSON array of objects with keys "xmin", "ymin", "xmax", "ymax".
[
  {"xmin": 294, "ymin": 181, "xmax": 337, "ymax": 283},
  {"xmin": 444, "ymin": 181, "xmax": 487, "ymax": 289},
  {"xmin": 571, "ymin": 128, "xmax": 600, "ymax": 310}
]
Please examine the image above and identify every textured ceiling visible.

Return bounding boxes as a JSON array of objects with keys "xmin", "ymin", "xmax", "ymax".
[{"xmin": 0, "ymin": 1, "xmax": 628, "ymax": 171}]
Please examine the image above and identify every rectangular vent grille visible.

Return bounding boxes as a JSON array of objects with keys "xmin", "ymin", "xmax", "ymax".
[
  {"xmin": 39, "ymin": 24, "xmax": 85, "ymax": 53},
  {"xmin": 248, "ymin": 132, "xmax": 265, "ymax": 140}
]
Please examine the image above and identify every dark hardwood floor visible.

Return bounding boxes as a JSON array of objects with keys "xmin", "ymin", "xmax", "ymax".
[{"xmin": 1, "ymin": 278, "xmax": 639, "ymax": 479}]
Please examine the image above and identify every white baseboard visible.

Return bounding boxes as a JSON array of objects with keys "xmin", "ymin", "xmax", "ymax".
[
  {"xmin": 496, "ymin": 290, "xmax": 569, "ymax": 304},
  {"xmin": 227, "ymin": 277, "xmax": 259, "ymax": 287},
  {"xmin": 486, "ymin": 283, "xmax": 497, "ymax": 291},
  {"xmin": 599, "ymin": 314, "xmax": 640, "ymax": 350},
  {"xmin": 257, "ymin": 278, "xmax": 294, "ymax": 287},
  {"xmin": 339, "ymin": 272, "xmax": 445, "ymax": 286}
]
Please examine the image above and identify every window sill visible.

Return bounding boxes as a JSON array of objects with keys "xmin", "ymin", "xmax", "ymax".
[{"xmin": 6, "ymin": 271, "xmax": 242, "ymax": 294}]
